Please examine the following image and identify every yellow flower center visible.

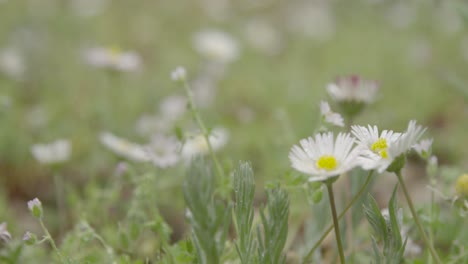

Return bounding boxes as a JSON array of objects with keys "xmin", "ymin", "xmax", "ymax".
[
  {"xmin": 455, "ymin": 174, "xmax": 468, "ymax": 197},
  {"xmin": 317, "ymin": 155, "xmax": 338, "ymax": 171},
  {"xmin": 371, "ymin": 138, "xmax": 389, "ymax": 158}
]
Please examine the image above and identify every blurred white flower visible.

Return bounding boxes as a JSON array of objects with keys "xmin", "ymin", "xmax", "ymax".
[
  {"xmin": 381, "ymin": 208, "xmax": 422, "ymax": 257},
  {"xmin": 0, "ymin": 222, "xmax": 11, "ymax": 243},
  {"xmin": 83, "ymin": 47, "xmax": 141, "ymax": 72},
  {"xmin": 99, "ymin": 132, "xmax": 149, "ymax": 162},
  {"xmin": 31, "ymin": 139, "xmax": 71, "ymax": 164},
  {"xmin": 289, "ymin": 132, "xmax": 361, "ymax": 182},
  {"xmin": 145, "ymin": 134, "xmax": 181, "ymax": 168},
  {"xmin": 286, "ymin": 1, "xmax": 335, "ymax": 41},
  {"xmin": 171, "ymin": 66, "xmax": 187, "ymax": 81},
  {"xmin": 386, "ymin": 2, "xmax": 416, "ymax": 30},
  {"xmin": 159, "ymin": 95, "xmax": 187, "ymax": 121},
  {"xmin": 435, "ymin": 3, "xmax": 462, "ymax": 35},
  {"xmin": 244, "ymin": 19, "xmax": 283, "ymax": 56},
  {"xmin": 320, "ymin": 101, "xmax": 344, "ymax": 127},
  {"xmin": 199, "ymin": 0, "xmax": 231, "ymax": 21},
  {"xmin": 0, "ymin": 47, "xmax": 26, "ymax": 80},
  {"xmin": 69, "ymin": 0, "xmax": 109, "ymax": 17},
  {"xmin": 327, "ymin": 75, "xmax": 379, "ymax": 104},
  {"xmin": 181, "ymin": 127, "xmax": 229, "ymax": 159},
  {"xmin": 352, "ymin": 120, "xmax": 426, "ymax": 173},
  {"xmin": 413, "ymin": 138, "xmax": 433, "ymax": 159},
  {"xmin": 193, "ymin": 30, "xmax": 239, "ymax": 63}
]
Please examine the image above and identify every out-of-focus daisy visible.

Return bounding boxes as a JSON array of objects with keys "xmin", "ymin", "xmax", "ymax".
[
  {"xmin": 352, "ymin": 120, "xmax": 426, "ymax": 173},
  {"xmin": 159, "ymin": 95, "xmax": 187, "ymax": 122},
  {"xmin": 385, "ymin": 2, "xmax": 416, "ymax": 30},
  {"xmin": 99, "ymin": 132, "xmax": 149, "ymax": 162},
  {"xmin": 320, "ymin": 101, "xmax": 344, "ymax": 127},
  {"xmin": 181, "ymin": 127, "xmax": 229, "ymax": 160},
  {"xmin": 83, "ymin": 47, "xmax": 141, "ymax": 72},
  {"xmin": 31, "ymin": 139, "xmax": 72, "ymax": 164},
  {"xmin": 413, "ymin": 138, "xmax": 433, "ymax": 159},
  {"xmin": 193, "ymin": 30, "xmax": 239, "ymax": 63},
  {"xmin": 327, "ymin": 75, "xmax": 379, "ymax": 104},
  {"xmin": 244, "ymin": 19, "xmax": 283, "ymax": 56},
  {"xmin": 0, "ymin": 222, "xmax": 11, "ymax": 243},
  {"xmin": 171, "ymin": 66, "xmax": 187, "ymax": 81},
  {"xmin": 145, "ymin": 134, "xmax": 181, "ymax": 168},
  {"xmin": 69, "ymin": 0, "xmax": 109, "ymax": 17},
  {"xmin": 0, "ymin": 47, "xmax": 26, "ymax": 81},
  {"xmin": 289, "ymin": 132, "xmax": 361, "ymax": 182},
  {"xmin": 455, "ymin": 174, "xmax": 468, "ymax": 198}
]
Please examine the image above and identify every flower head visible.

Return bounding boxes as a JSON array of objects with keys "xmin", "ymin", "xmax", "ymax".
[
  {"xmin": 171, "ymin": 66, "xmax": 187, "ymax": 81},
  {"xmin": 327, "ymin": 75, "xmax": 379, "ymax": 104},
  {"xmin": 289, "ymin": 132, "xmax": 361, "ymax": 182},
  {"xmin": 352, "ymin": 120, "xmax": 426, "ymax": 173},
  {"xmin": 0, "ymin": 47, "xmax": 25, "ymax": 81},
  {"xmin": 31, "ymin": 139, "xmax": 71, "ymax": 164},
  {"xmin": 145, "ymin": 134, "xmax": 181, "ymax": 168},
  {"xmin": 413, "ymin": 138, "xmax": 433, "ymax": 159},
  {"xmin": 193, "ymin": 30, "xmax": 239, "ymax": 63},
  {"xmin": 181, "ymin": 127, "xmax": 229, "ymax": 160},
  {"xmin": 27, "ymin": 198, "xmax": 43, "ymax": 219},
  {"xmin": 320, "ymin": 101, "xmax": 344, "ymax": 127},
  {"xmin": 0, "ymin": 222, "xmax": 11, "ymax": 243},
  {"xmin": 99, "ymin": 132, "xmax": 149, "ymax": 162},
  {"xmin": 23, "ymin": 231, "xmax": 37, "ymax": 245},
  {"xmin": 83, "ymin": 46, "xmax": 141, "ymax": 72},
  {"xmin": 455, "ymin": 174, "xmax": 468, "ymax": 198}
]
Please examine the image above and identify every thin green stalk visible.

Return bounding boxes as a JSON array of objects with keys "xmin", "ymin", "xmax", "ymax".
[
  {"xmin": 53, "ymin": 172, "xmax": 65, "ymax": 236},
  {"xmin": 326, "ymin": 183, "xmax": 345, "ymax": 264},
  {"xmin": 39, "ymin": 219, "xmax": 67, "ymax": 263},
  {"xmin": 181, "ymin": 79, "xmax": 224, "ymax": 180},
  {"xmin": 302, "ymin": 170, "xmax": 374, "ymax": 264},
  {"xmin": 395, "ymin": 171, "xmax": 442, "ymax": 264}
]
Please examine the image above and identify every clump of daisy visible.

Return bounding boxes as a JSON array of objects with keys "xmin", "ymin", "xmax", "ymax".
[
  {"xmin": 83, "ymin": 46, "xmax": 141, "ymax": 72},
  {"xmin": 31, "ymin": 139, "xmax": 72, "ymax": 165},
  {"xmin": 413, "ymin": 138, "xmax": 433, "ymax": 160},
  {"xmin": 352, "ymin": 120, "xmax": 425, "ymax": 173},
  {"xmin": 327, "ymin": 75, "xmax": 379, "ymax": 118},
  {"xmin": 0, "ymin": 222, "xmax": 11, "ymax": 243},
  {"xmin": 181, "ymin": 127, "xmax": 229, "ymax": 160},
  {"xmin": 320, "ymin": 101, "xmax": 344, "ymax": 128},
  {"xmin": 99, "ymin": 132, "xmax": 149, "ymax": 162},
  {"xmin": 289, "ymin": 132, "xmax": 361, "ymax": 262},
  {"xmin": 193, "ymin": 30, "xmax": 239, "ymax": 64}
]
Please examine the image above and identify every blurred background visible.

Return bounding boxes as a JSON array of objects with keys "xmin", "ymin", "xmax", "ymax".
[{"xmin": 0, "ymin": 0, "xmax": 467, "ymax": 261}]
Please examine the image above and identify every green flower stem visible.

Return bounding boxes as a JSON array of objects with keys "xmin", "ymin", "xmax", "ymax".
[
  {"xmin": 39, "ymin": 219, "xmax": 67, "ymax": 264},
  {"xmin": 395, "ymin": 171, "xmax": 442, "ymax": 264},
  {"xmin": 326, "ymin": 182, "xmax": 346, "ymax": 264},
  {"xmin": 302, "ymin": 170, "xmax": 374, "ymax": 264},
  {"xmin": 53, "ymin": 172, "xmax": 65, "ymax": 236},
  {"xmin": 182, "ymin": 79, "xmax": 224, "ymax": 180}
]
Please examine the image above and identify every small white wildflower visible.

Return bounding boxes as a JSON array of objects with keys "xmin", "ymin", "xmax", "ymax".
[
  {"xmin": 27, "ymin": 198, "xmax": 43, "ymax": 219},
  {"xmin": 145, "ymin": 134, "xmax": 180, "ymax": 168},
  {"xmin": 193, "ymin": 30, "xmax": 239, "ymax": 63},
  {"xmin": 99, "ymin": 132, "xmax": 149, "ymax": 162},
  {"xmin": 0, "ymin": 47, "xmax": 26, "ymax": 80},
  {"xmin": 31, "ymin": 139, "xmax": 71, "ymax": 164},
  {"xmin": 83, "ymin": 47, "xmax": 141, "ymax": 72},
  {"xmin": 159, "ymin": 95, "xmax": 187, "ymax": 121},
  {"xmin": 352, "ymin": 120, "xmax": 426, "ymax": 173},
  {"xmin": 289, "ymin": 132, "xmax": 361, "ymax": 182},
  {"xmin": 181, "ymin": 127, "xmax": 229, "ymax": 160},
  {"xmin": 320, "ymin": 101, "xmax": 344, "ymax": 127},
  {"xmin": 327, "ymin": 75, "xmax": 379, "ymax": 104},
  {"xmin": 171, "ymin": 66, "xmax": 187, "ymax": 81},
  {"xmin": 0, "ymin": 222, "xmax": 11, "ymax": 243},
  {"xmin": 413, "ymin": 138, "xmax": 433, "ymax": 159}
]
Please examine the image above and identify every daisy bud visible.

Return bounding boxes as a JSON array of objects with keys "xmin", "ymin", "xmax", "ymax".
[
  {"xmin": 455, "ymin": 174, "xmax": 468, "ymax": 198},
  {"xmin": 23, "ymin": 231, "xmax": 37, "ymax": 245},
  {"xmin": 27, "ymin": 198, "xmax": 43, "ymax": 219},
  {"xmin": 171, "ymin": 66, "xmax": 187, "ymax": 82}
]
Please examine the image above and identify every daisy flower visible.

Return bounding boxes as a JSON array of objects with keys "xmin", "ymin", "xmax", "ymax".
[
  {"xmin": 327, "ymin": 75, "xmax": 379, "ymax": 104},
  {"xmin": 145, "ymin": 134, "xmax": 181, "ymax": 168},
  {"xmin": 413, "ymin": 138, "xmax": 433, "ymax": 159},
  {"xmin": 352, "ymin": 120, "xmax": 426, "ymax": 173},
  {"xmin": 83, "ymin": 46, "xmax": 141, "ymax": 72},
  {"xmin": 320, "ymin": 101, "xmax": 344, "ymax": 127},
  {"xmin": 181, "ymin": 127, "xmax": 229, "ymax": 160},
  {"xmin": 289, "ymin": 132, "xmax": 361, "ymax": 182},
  {"xmin": 99, "ymin": 132, "xmax": 149, "ymax": 162},
  {"xmin": 31, "ymin": 139, "xmax": 72, "ymax": 164},
  {"xmin": 193, "ymin": 30, "xmax": 239, "ymax": 64}
]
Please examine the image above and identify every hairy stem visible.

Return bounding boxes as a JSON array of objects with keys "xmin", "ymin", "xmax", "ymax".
[{"xmin": 326, "ymin": 183, "xmax": 345, "ymax": 264}]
